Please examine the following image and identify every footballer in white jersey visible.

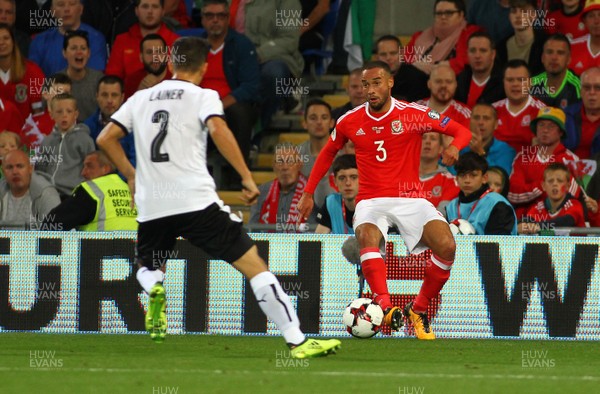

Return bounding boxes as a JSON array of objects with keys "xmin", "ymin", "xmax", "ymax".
[
  {"xmin": 110, "ymin": 79, "xmax": 223, "ymax": 222},
  {"xmin": 96, "ymin": 36, "xmax": 341, "ymax": 357}
]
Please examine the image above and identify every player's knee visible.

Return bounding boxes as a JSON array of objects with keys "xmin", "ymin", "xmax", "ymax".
[
  {"xmin": 436, "ymin": 234, "xmax": 456, "ymax": 262},
  {"xmin": 355, "ymin": 225, "xmax": 381, "ymax": 248}
]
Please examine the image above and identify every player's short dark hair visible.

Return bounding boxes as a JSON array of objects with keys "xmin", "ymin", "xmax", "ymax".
[
  {"xmin": 140, "ymin": 33, "xmax": 167, "ymax": 52},
  {"xmin": 170, "ymin": 37, "xmax": 209, "ymax": 72},
  {"xmin": 332, "ymin": 154, "xmax": 357, "ymax": 176},
  {"xmin": 135, "ymin": 0, "xmax": 165, "ymax": 7},
  {"xmin": 467, "ymin": 31, "xmax": 495, "ymax": 50},
  {"xmin": 374, "ymin": 35, "xmax": 401, "ymax": 53},
  {"xmin": 486, "ymin": 166, "xmax": 509, "ymax": 197},
  {"xmin": 304, "ymin": 98, "xmax": 332, "ymax": 119},
  {"xmin": 544, "ymin": 33, "xmax": 571, "ymax": 52},
  {"xmin": 435, "ymin": 0, "xmax": 466, "ymax": 13},
  {"xmin": 472, "ymin": 102, "xmax": 497, "ymax": 120},
  {"xmin": 543, "ymin": 163, "xmax": 571, "ymax": 180},
  {"xmin": 63, "ymin": 30, "xmax": 89, "ymax": 51},
  {"xmin": 455, "ymin": 152, "xmax": 488, "ymax": 176},
  {"xmin": 503, "ymin": 58, "xmax": 530, "ymax": 77},
  {"xmin": 97, "ymin": 75, "xmax": 124, "ymax": 93},
  {"xmin": 363, "ymin": 60, "xmax": 392, "ymax": 76}
]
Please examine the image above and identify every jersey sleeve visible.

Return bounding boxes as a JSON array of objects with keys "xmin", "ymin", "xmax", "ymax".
[
  {"xmin": 198, "ymin": 89, "xmax": 225, "ymax": 124},
  {"xmin": 405, "ymin": 103, "xmax": 471, "ymax": 150}
]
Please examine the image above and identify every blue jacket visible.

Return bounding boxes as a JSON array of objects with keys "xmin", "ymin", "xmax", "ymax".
[
  {"xmin": 447, "ymin": 186, "xmax": 517, "ymax": 235},
  {"xmin": 29, "ymin": 23, "xmax": 107, "ymax": 76},
  {"xmin": 564, "ymin": 102, "xmax": 600, "ymax": 157},
  {"xmin": 458, "ymin": 138, "xmax": 516, "ymax": 176},
  {"xmin": 85, "ymin": 109, "xmax": 135, "ymax": 168},
  {"xmin": 325, "ymin": 193, "xmax": 354, "ymax": 234},
  {"xmin": 201, "ymin": 29, "xmax": 260, "ymax": 104}
]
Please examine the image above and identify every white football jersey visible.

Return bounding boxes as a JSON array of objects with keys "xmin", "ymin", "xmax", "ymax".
[{"xmin": 111, "ymin": 79, "xmax": 223, "ymax": 222}]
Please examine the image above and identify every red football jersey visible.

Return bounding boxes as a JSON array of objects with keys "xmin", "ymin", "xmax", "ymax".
[
  {"xmin": 525, "ymin": 197, "xmax": 585, "ymax": 228},
  {"xmin": 508, "ymin": 143, "xmax": 580, "ymax": 207},
  {"xmin": 492, "ymin": 96, "xmax": 546, "ymax": 153},
  {"xmin": 569, "ymin": 35, "xmax": 600, "ymax": 75},
  {"xmin": 419, "ymin": 170, "xmax": 460, "ymax": 208},
  {"xmin": 417, "ymin": 99, "xmax": 471, "ymax": 129},
  {"xmin": 546, "ymin": 9, "xmax": 588, "ymax": 41},
  {"xmin": 305, "ymin": 99, "xmax": 472, "ymax": 203},
  {"xmin": 0, "ymin": 61, "xmax": 45, "ymax": 119}
]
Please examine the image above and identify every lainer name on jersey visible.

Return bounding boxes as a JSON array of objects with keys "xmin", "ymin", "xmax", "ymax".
[{"xmin": 149, "ymin": 89, "xmax": 184, "ymax": 101}]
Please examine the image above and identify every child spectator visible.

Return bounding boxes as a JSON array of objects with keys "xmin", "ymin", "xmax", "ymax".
[
  {"xmin": 518, "ymin": 162, "xmax": 585, "ymax": 233},
  {"xmin": 486, "ymin": 166, "xmax": 510, "ymax": 197},
  {"xmin": 21, "ymin": 73, "xmax": 72, "ymax": 150},
  {"xmin": 315, "ymin": 154, "xmax": 358, "ymax": 234},
  {"xmin": 446, "ymin": 152, "xmax": 517, "ymax": 235},
  {"xmin": 0, "ymin": 130, "xmax": 20, "ymax": 161},
  {"xmin": 35, "ymin": 93, "xmax": 94, "ymax": 199}
]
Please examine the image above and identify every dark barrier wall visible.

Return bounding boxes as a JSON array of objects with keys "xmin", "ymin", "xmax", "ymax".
[{"xmin": 0, "ymin": 232, "xmax": 598, "ymax": 339}]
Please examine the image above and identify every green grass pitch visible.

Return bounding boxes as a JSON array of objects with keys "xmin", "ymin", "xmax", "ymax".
[{"xmin": 1, "ymin": 333, "xmax": 599, "ymax": 394}]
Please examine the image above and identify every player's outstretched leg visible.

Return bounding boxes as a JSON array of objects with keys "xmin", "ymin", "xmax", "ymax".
[
  {"xmin": 405, "ymin": 220, "xmax": 455, "ymax": 340},
  {"xmin": 137, "ymin": 266, "xmax": 167, "ymax": 342},
  {"xmin": 233, "ymin": 246, "xmax": 341, "ymax": 358}
]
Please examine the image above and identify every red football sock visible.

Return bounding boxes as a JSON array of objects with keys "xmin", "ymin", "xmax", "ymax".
[
  {"xmin": 413, "ymin": 254, "xmax": 453, "ymax": 313},
  {"xmin": 360, "ymin": 247, "xmax": 391, "ymax": 310}
]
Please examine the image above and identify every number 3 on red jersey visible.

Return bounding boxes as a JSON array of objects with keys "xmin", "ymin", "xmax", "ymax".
[{"xmin": 374, "ymin": 140, "xmax": 387, "ymax": 162}]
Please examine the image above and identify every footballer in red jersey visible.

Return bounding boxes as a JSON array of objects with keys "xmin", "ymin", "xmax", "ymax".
[
  {"xmin": 297, "ymin": 61, "xmax": 472, "ymax": 340},
  {"xmin": 518, "ymin": 163, "xmax": 585, "ymax": 234}
]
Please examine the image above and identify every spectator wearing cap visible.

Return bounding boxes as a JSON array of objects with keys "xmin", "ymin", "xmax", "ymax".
[
  {"xmin": 564, "ymin": 66, "xmax": 600, "ymax": 159},
  {"xmin": 569, "ymin": 0, "xmax": 600, "ymax": 75},
  {"xmin": 29, "ymin": 0, "xmax": 107, "ymax": 76},
  {"xmin": 508, "ymin": 106, "xmax": 581, "ymax": 216}
]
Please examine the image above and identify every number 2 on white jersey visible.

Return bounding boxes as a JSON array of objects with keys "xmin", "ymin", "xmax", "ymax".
[
  {"xmin": 374, "ymin": 140, "xmax": 387, "ymax": 162},
  {"xmin": 151, "ymin": 110, "xmax": 170, "ymax": 162}
]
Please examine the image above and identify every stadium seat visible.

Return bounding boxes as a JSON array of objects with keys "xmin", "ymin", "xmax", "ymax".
[
  {"xmin": 302, "ymin": 0, "xmax": 341, "ymax": 76},
  {"xmin": 252, "ymin": 171, "xmax": 276, "ymax": 185},
  {"xmin": 278, "ymin": 132, "xmax": 309, "ymax": 145},
  {"xmin": 323, "ymin": 94, "xmax": 348, "ymax": 109}
]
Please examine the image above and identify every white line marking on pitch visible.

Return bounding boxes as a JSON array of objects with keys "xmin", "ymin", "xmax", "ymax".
[{"xmin": 0, "ymin": 367, "xmax": 598, "ymax": 381}]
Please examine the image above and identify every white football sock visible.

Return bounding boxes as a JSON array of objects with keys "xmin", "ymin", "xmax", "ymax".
[
  {"xmin": 136, "ymin": 267, "xmax": 158, "ymax": 294},
  {"xmin": 152, "ymin": 269, "xmax": 165, "ymax": 283},
  {"xmin": 250, "ymin": 271, "xmax": 306, "ymax": 346}
]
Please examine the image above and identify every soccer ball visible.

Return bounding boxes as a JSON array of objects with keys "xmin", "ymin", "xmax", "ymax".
[
  {"xmin": 342, "ymin": 298, "xmax": 384, "ymax": 338},
  {"xmin": 449, "ymin": 219, "xmax": 476, "ymax": 235}
]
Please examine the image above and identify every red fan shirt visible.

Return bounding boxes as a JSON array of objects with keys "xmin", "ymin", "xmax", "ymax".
[
  {"xmin": 492, "ymin": 96, "xmax": 546, "ymax": 153},
  {"xmin": 525, "ymin": 197, "xmax": 585, "ymax": 228},
  {"xmin": 0, "ymin": 60, "xmax": 45, "ymax": 119},
  {"xmin": 569, "ymin": 35, "xmax": 600, "ymax": 75},
  {"xmin": 508, "ymin": 143, "xmax": 580, "ymax": 209},
  {"xmin": 546, "ymin": 9, "xmax": 588, "ymax": 40},
  {"xmin": 419, "ymin": 170, "xmax": 460, "ymax": 208}
]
